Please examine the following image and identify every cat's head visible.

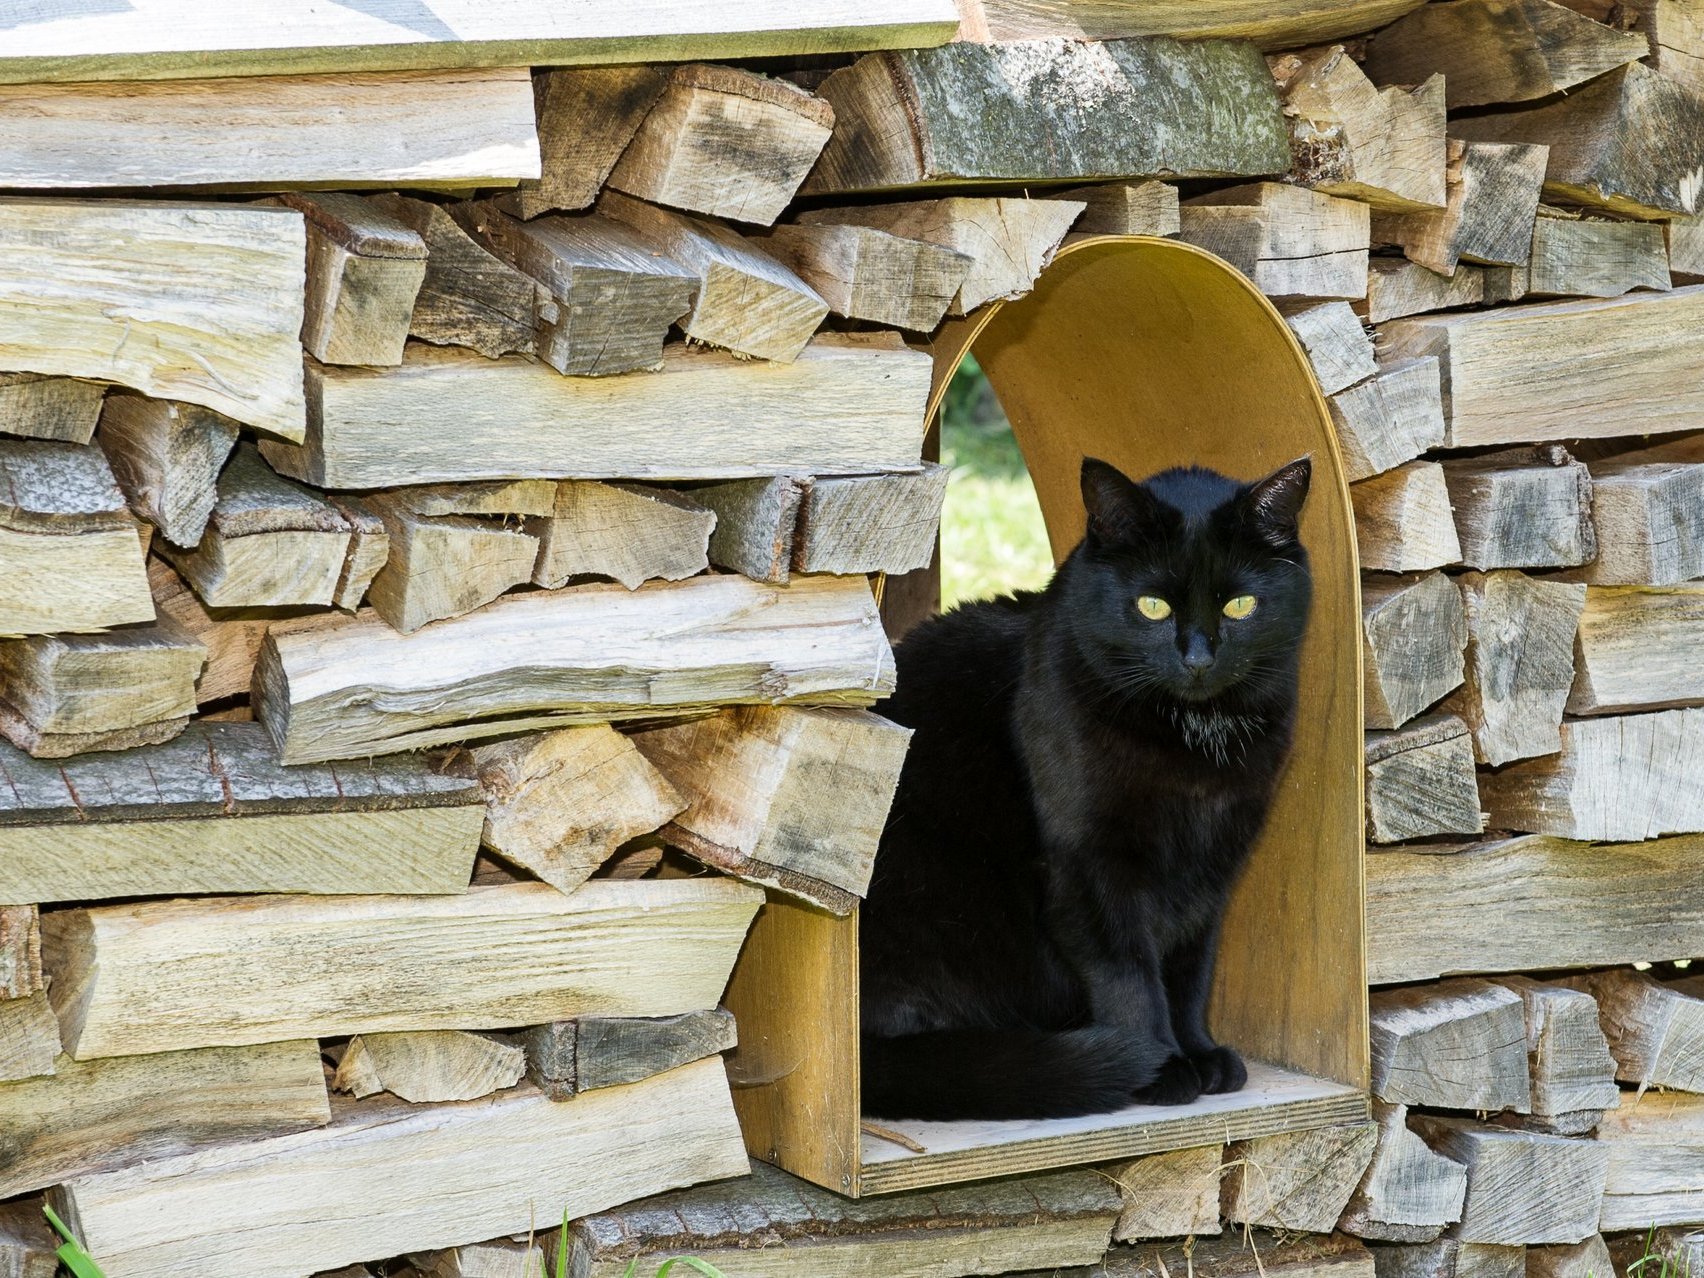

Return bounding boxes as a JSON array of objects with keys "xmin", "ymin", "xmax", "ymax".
[{"xmin": 1063, "ymin": 456, "xmax": 1313, "ymax": 705}]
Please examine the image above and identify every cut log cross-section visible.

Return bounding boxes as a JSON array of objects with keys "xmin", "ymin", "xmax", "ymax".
[
  {"xmin": 1222, "ymin": 1124, "xmax": 1378, "ymax": 1232},
  {"xmin": 1518, "ymin": 213, "xmax": 1671, "ymax": 300},
  {"xmin": 1329, "ymin": 358, "xmax": 1445, "ymax": 483},
  {"xmin": 1362, "ymin": 571, "xmax": 1468, "ymax": 730},
  {"xmin": 1488, "ymin": 975, "xmax": 1619, "ymax": 1133},
  {"xmin": 755, "ymin": 223, "xmax": 972, "ymax": 332},
  {"xmin": 1369, "ymin": 979, "xmax": 1531, "ymax": 1113},
  {"xmin": 529, "ymin": 481, "xmax": 715, "ymax": 590},
  {"xmin": 1565, "ymin": 967, "xmax": 1704, "ymax": 1094},
  {"xmin": 794, "ymin": 466, "xmax": 950, "ymax": 576},
  {"xmin": 1050, "ymin": 180, "xmax": 1180, "ymax": 237},
  {"xmin": 693, "ymin": 475, "xmax": 808, "ymax": 582},
  {"xmin": 1579, "ymin": 435, "xmax": 1704, "ymax": 586},
  {"xmin": 520, "ymin": 1007, "xmax": 737, "ymax": 1100},
  {"xmin": 1352, "ymin": 462, "xmax": 1463, "ymax": 574},
  {"xmin": 1283, "ymin": 301, "xmax": 1378, "ymax": 394},
  {"xmin": 95, "ymin": 392, "xmax": 240, "ymax": 549},
  {"xmin": 1364, "ymin": 714, "xmax": 1484, "ymax": 844},
  {"xmin": 1359, "ymin": 258, "xmax": 1485, "ymax": 325},
  {"xmin": 1338, "ymin": 1101, "xmax": 1468, "ymax": 1243},
  {"xmin": 332, "ymin": 1030, "xmax": 526, "ymax": 1104},
  {"xmin": 144, "ymin": 558, "xmax": 271, "ymax": 706},
  {"xmin": 277, "ymin": 192, "xmax": 428, "ymax": 368},
  {"xmin": 1569, "ymin": 583, "xmax": 1704, "ymax": 715},
  {"xmin": 1409, "ymin": 1119, "xmax": 1607, "ymax": 1246},
  {"xmin": 495, "ymin": 66, "xmax": 668, "ymax": 219},
  {"xmin": 1595, "ymin": 1089, "xmax": 1704, "ymax": 1231},
  {"xmin": 0, "ymin": 372, "xmax": 105, "ymax": 445},
  {"xmin": 1372, "ymin": 140, "xmax": 1548, "ymax": 276},
  {"xmin": 1108, "ymin": 1145, "xmax": 1224, "ymax": 1242},
  {"xmin": 1440, "ymin": 447, "xmax": 1596, "ymax": 571},
  {"xmin": 1180, "ymin": 183, "xmax": 1370, "ymax": 301}
]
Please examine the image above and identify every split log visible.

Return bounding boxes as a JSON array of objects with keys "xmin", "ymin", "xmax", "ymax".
[
  {"xmin": 1409, "ymin": 1119, "xmax": 1607, "ymax": 1245},
  {"xmin": 528, "ymin": 481, "xmax": 714, "ymax": 590},
  {"xmin": 1440, "ymin": 447, "xmax": 1595, "ymax": 570},
  {"xmin": 1338, "ymin": 1102, "xmax": 1468, "ymax": 1243},
  {"xmin": 0, "ymin": 906, "xmax": 41, "ymax": 1000},
  {"xmin": 1570, "ymin": 583, "xmax": 1704, "ymax": 714},
  {"xmin": 804, "ymin": 39, "xmax": 1289, "ymax": 195},
  {"xmin": 1179, "ymin": 183, "xmax": 1370, "ymax": 300},
  {"xmin": 1449, "ymin": 572, "xmax": 1586, "ymax": 767},
  {"xmin": 356, "ymin": 494, "xmax": 538, "ymax": 634},
  {"xmin": 157, "ymin": 445, "xmax": 356, "ymax": 608},
  {"xmin": 451, "ymin": 202, "xmax": 696, "ymax": 376},
  {"xmin": 1520, "ymin": 214, "xmax": 1671, "ymax": 299},
  {"xmin": 1371, "ymin": 1241, "xmax": 1525, "ymax": 1278},
  {"xmin": 1378, "ymin": 287, "xmax": 1704, "ymax": 447},
  {"xmin": 1223, "ymin": 1124, "xmax": 1379, "ymax": 1231},
  {"xmin": 520, "ymin": 1007, "xmax": 737, "ymax": 1100},
  {"xmin": 0, "ymin": 374, "xmax": 105, "ymax": 445},
  {"xmin": 0, "ymin": 1039, "xmax": 329, "ymax": 1199},
  {"xmin": 0, "ymin": 199, "xmax": 304, "ymax": 438},
  {"xmin": 1271, "ymin": 48, "xmax": 1446, "ymax": 213},
  {"xmin": 796, "ymin": 197, "xmax": 1083, "ymax": 315},
  {"xmin": 1525, "ymin": 1235, "xmax": 1614, "ymax": 1278},
  {"xmin": 1362, "ymin": 572, "xmax": 1467, "ymax": 731},
  {"xmin": 277, "ymin": 193, "xmax": 427, "ymax": 367},
  {"xmin": 1364, "ymin": 0, "xmax": 1647, "ymax": 108},
  {"xmin": 380, "ymin": 479, "xmax": 557, "ymax": 520},
  {"xmin": 254, "ymin": 573, "xmax": 895, "ymax": 763},
  {"xmin": 1577, "ymin": 435, "xmax": 1704, "ymax": 585},
  {"xmin": 693, "ymin": 475, "xmax": 808, "ymax": 582},
  {"xmin": 42, "ymin": 879, "xmax": 759, "ymax": 1060},
  {"xmin": 606, "ymin": 64, "xmax": 832, "ymax": 225},
  {"xmin": 0, "ymin": 993, "xmax": 58, "ymax": 1083},
  {"xmin": 1358, "ymin": 258, "xmax": 1485, "ymax": 325},
  {"xmin": 1478, "ymin": 707, "xmax": 1704, "ymax": 841},
  {"xmin": 1103, "ymin": 1233, "xmax": 1375, "ymax": 1278},
  {"xmin": 53, "ymin": 1057, "xmax": 748, "ymax": 1278},
  {"xmin": 0, "ymin": 721, "xmax": 481, "ymax": 906},
  {"xmin": 1367, "ymin": 833, "xmax": 1704, "ymax": 984},
  {"xmin": 1330, "ymin": 358, "xmax": 1445, "ymax": 482},
  {"xmin": 331, "ymin": 500, "xmax": 388, "ymax": 611},
  {"xmin": 1454, "ymin": 63, "xmax": 1704, "ymax": 218},
  {"xmin": 1486, "ymin": 977, "xmax": 1617, "ymax": 1133},
  {"xmin": 794, "ymin": 465, "xmax": 950, "ymax": 575},
  {"xmin": 755, "ymin": 223, "xmax": 972, "ymax": 332},
  {"xmin": 469, "ymin": 726, "xmax": 684, "ymax": 895},
  {"xmin": 956, "ymin": 0, "xmax": 1428, "ymax": 47},
  {"xmin": 1350, "ymin": 462, "xmax": 1463, "ymax": 573},
  {"xmin": 495, "ymin": 66, "xmax": 669, "ymax": 219},
  {"xmin": 566, "ymin": 1160, "xmax": 1118, "ymax": 1278},
  {"xmin": 0, "ymin": 1198, "xmax": 56, "ymax": 1278},
  {"xmin": 1369, "ymin": 979, "xmax": 1530, "ymax": 1112},
  {"xmin": 1563, "ymin": 967, "xmax": 1704, "ymax": 1093},
  {"xmin": 1050, "ymin": 180, "xmax": 1180, "ymax": 237},
  {"xmin": 262, "ymin": 334, "xmax": 929, "ymax": 489},
  {"xmin": 1595, "ymin": 1090, "xmax": 1704, "ymax": 1230},
  {"xmin": 0, "ymin": 622, "xmax": 205, "ymax": 758},
  {"xmin": 1108, "ymin": 1145, "xmax": 1223, "ymax": 1241},
  {"xmin": 1282, "ymin": 301, "xmax": 1378, "ymax": 394},
  {"xmin": 1365, "ymin": 714, "xmax": 1484, "ymax": 844},
  {"xmin": 145, "ymin": 558, "xmax": 272, "ymax": 705},
  {"xmin": 1371, "ymin": 141, "xmax": 1548, "ymax": 276},
  {"xmin": 95, "ymin": 392, "xmax": 240, "ymax": 548},
  {"xmin": 412, "ymin": 1240, "xmax": 548, "ymax": 1278},
  {"xmin": 0, "ymin": 439, "xmax": 153, "ymax": 636},
  {"xmin": 332, "ymin": 1031, "xmax": 526, "ymax": 1103},
  {"xmin": 633, "ymin": 706, "xmax": 912, "ymax": 912}
]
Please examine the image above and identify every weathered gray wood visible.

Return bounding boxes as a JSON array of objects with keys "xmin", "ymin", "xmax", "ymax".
[
  {"xmin": 1107, "ymin": 1145, "xmax": 1223, "ymax": 1241},
  {"xmin": 1370, "ymin": 1240, "xmax": 1524, "ymax": 1278},
  {"xmin": 277, "ymin": 192, "xmax": 427, "ymax": 368},
  {"xmin": 1223, "ymin": 1123, "xmax": 1378, "ymax": 1231},
  {"xmin": 956, "ymin": 0, "xmax": 1427, "ymax": 48},
  {"xmin": 1100, "ymin": 1231, "xmax": 1375, "ymax": 1278},
  {"xmin": 1570, "ymin": 583, "xmax": 1704, "ymax": 715},
  {"xmin": 255, "ymin": 573, "xmax": 895, "ymax": 763},
  {"xmin": 0, "ymin": 373, "xmax": 105, "ymax": 445},
  {"xmin": 0, "ymin": 992, "xmax": 58, "ymax": 1083},
  {"xmin": 144, "ymin": 557, "xmax": 273, "ymax": 705},
  {"xmin": 1370, "ymin": 979, "xmax": 1530, "ymax": 1113},
  {"xmin": 1358, "ymin": 258, "xmax": 1485, "ymax": 325},
  {"xmin": 330, "ymin": 499, "xmax": 388, "ymax": 612},
  {"xmin": 1449, "ymin": 572, "xmax": 1587, "ymax": 767},
  {"xmin": 1440, "ymin": 447, "xmax": 1595, "ymax": 571},
  {"xmin": 355, "ymin": 492, "xmax": 537, "ymax": 634},
  {"xmin": 1351, "ymin": 462, "xmax": 1463, "ymax": 573},
  {"xmin": 332, "ymin": 1030, "xmax": 526, "ymax": 1104},
  {"xmin": 1595, "ymin": 1091, "xmax": 1704, "ymax": 1231},
  {"xmin": 0, "ymin": 906, "xmax": 41, "ymax": 1001},
  {"xmin": 1050, "ymin": 180, "xmax": 1180, "ymax": 237},
  {"xmin": 794, "ymin": 465, "xmax": 949, "ymax": 576},
  {"xmin": 1330, "ymin": 359, "xmax": 1445, "ymax": 483},
  {"xmin": 520, "ymin": 1007, "xmax": 736, "ymax": 1100},
  {"xmin": 1486, "ymin": 977, "xmax": 1618, "ymax": 1132},
  {"xmin": 1409, "ymin": 1119, "xmax": 1607, "ymax": 1245},
  {"xmin": 1338, "ymin": 1101, "xmax": 1468, "ymax": 1243},
  {"xmin": 755, "ymin": 223, "xmax": 973, "ymax": 332},
  {"xmin": 1526, "ymin": 1234, "xmax": 1614, "ymax": 1278},
  {"xmin": 529, "ymin": 481, "xmax": 714, "ymax": 590},
  {"xmin": 1372, "ymin": 140, "xmax": 1548, "ymax": 276},
  {"xmin": 1577, "ymin": 434, "xmax": 1704, "ymax": 585},
  {"xmin": 95, "ymin": 393, "xmax": 240, "ymax": 548},
  {"xmin": 1365, "ymin": 714, "xmax": 1484, "ymax": 845},
  {"xmin": 1362, "ymin": 572, "xmax": 1467, "ymax": 731},
  {"xmin": 1283, "ymin": 300, "xmax": 1378, "ymax": 394},
  {"xmin": 693, "ymin": 475, "xmax": 808, "ymax": 582},
  {"xmin": 0, "ymin": 1197, "xmax": 57, "ymax": 1278},
  {"xmin": 1563, "ymin": 967, "xmax": 1704, "ymax": 1094},
  {"xmin": 1180, "ymin": 183, "xmax": 1370, "ymax": 300},
  {"xmin": 805, "ymin": 38, "xmax": 1289, "ymax": 194},
  {"xmin": 1520, "ymin": 214, "xmax": 1671, "ymax": 299}
]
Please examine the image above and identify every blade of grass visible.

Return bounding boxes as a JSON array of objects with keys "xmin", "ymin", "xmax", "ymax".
[{"xmin": 41, "ymin": 1204, "xmax": 105, "ymax": 1278}]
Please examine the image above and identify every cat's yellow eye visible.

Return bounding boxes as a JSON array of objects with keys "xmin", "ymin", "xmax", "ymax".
[
  {"xmin": 1136, "ymin": 595, "xmax": 1172, "ymax": 621},
  {"xmin": 1223, "ymin": 595, "xmax": 1258, "ymax": 619}
]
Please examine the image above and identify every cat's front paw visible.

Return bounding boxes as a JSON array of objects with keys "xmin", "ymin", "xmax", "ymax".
[
  {"xmin": 1135, "ymin": 1055, "xmax": 1202, "ymax": 1106},
  {"xmin": 1188, "ymin": 1045, "xmax": 1247, "ymax": 1094}
]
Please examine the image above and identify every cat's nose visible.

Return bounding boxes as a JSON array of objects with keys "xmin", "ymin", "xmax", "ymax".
[{"xmin": 1181, "ymin": 633, "xmax": 1215, "ymax": 673}]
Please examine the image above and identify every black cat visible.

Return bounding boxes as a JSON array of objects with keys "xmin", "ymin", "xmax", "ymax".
[{"xmin": 859, "ymin": 455, "xmax": 1313, "ymax": 1121}]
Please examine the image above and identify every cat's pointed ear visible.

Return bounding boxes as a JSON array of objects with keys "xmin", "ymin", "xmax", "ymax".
[
  {"xmin": 1081, "ymin": 457, "xmax": 1157, "ymax": 545},
  {"xmin": 1246, "ymin": 457, "xmax": 1312, "ymax": 548}
]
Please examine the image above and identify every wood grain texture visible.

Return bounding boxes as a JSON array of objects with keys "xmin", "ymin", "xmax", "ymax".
[
  {"xmin": 529, "ymin": 481, "xmax": 713, "ymax": 590},
  {"xmin": 0, "ymin": 906, "xmax": 41, "ymax": 1001},
  {"xmin": 1339, "ymin": 1101, "xmax": 1468, "ymax": 1243},
  {"xmin": 1222, "ymin": 1123, "xmax": 1378, "ymax": 1231},
  {"xmin": 1351, "ymin": 463, "xmax": 1463, "ymax": 574},
  {"xmin": 0, "ymin": 992, "xmax": 58, "ymax": 1083},
  {"xmin": 1369, "ymin": 979, "xmax": 1530, "ymax": 1112},
  {"xmin": 1441, "ymin": 447, "xmax": 1595, "ymax": 571},
  {"xmin": 95, "ymin": 393, "xmax": 239, "ymax": 549},
  {"xmin": 1283, "ymin": 301, "xmax": 1378, "ymax": 394},
  {"xmin": 1487, "ymin": 977, "xmax": 1618, "ymax": 1130},
  {"xmin": 1372, "ymin": 140, "xmax": 1548, "ymax": 276},
  {"xmin": 42, "ymin": 879, "xmax": 760, "ymax": 1060},
  {"xmin": 1108, "ymin": 1145, "xmax": 1223, "ymax": 1241},
  {"xmin": 495, "ymin": 66, "xmax": 668, "ymax": 219},
  {"xmin": 521, "ymin": 1007, "xmax": 736, "ymax": 1100},
  {"xmin": 1577, "ymin": 434, "xmax": 1704, "ymax": 585},
  {"xmin": 280, "ymin": 193, "xmax": 427, "ymax": 367},
  {"xmin": 1450, "ymin": 572, "xmax": 1586, "ymax": 766},
  {"xmin": 1365, "ymin": 714, "xmax": 1484, "ymax": 844},
  {"xmin": 1522, "ymin": 214, "xmax": 1671, "ymax": 299},
  {"xmin": 1329, "ymin": 358, "xmax": 1445, "ymax": 483},
  {"xmin": 144, "ymin": 557, "xmax": 273, "ymax": 705},
  {"xmin": 1358, "ymin": 258, "xmax": 1485, "ymax": 325},
  {"xmin": 1570, "ymin": 583, "xmax": 1704, "ymax": 714},
  {"xmin": 1050, "ymin": 180, "xmax": 1180, "ymax": 237},
  {"xmin": 356, "ymin": 493, "xmax": 535, "ymax": 634},
  {"xmin": 0, "ymin": 373, "xmax": 105, "ymax": 445},
  {"xmin": 332, "ymin": 1030, "xmax": 525, "ymax": 1103},
  {"xmin": 795, "ymin": 465, "xmax": 950, "ymax": 576},
  {"xmin": 1564, "ymin": 967, "xmax": 1704, "ymax": 1093},
  {"xmin": 1362, "ymin": 572, "xmax": 1467, "ymax": 731},
  {"xmin": 694, "ymin": 475, "xmax": 807, "ymax": 582},
  {"xmin": 755, "ymin": 223, "xmax": 973, "ymax": 332},
  {"xmin": 1409, "ymin": 1119, "xmax": 1606, "ymax": 1245},
  {"xmin": 1180, "ymin": 183, "xmax": 1370, "ymax": 301},
  {"xmin": 1595, "ymin": 1089, "xmax": 1704, "ymax": 1230},
  {"xmin": 1371, "ymin": 1241, "xmax": 1524, "ymax": 1278}
]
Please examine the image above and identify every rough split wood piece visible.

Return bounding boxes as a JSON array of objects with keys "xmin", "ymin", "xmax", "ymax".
[
  {"xmin": 528, "ymin": 481, "xmax": 714, "ymax": 590},
  {"xmin": 1330, "ymin": 358, "xmax": 1444, "ymax": 483},
  {"xmin": 959, "ymin": 0, "xmax": 1428, "ymax": 45},
  {"xmin": 1361, "ymin": 571, "xmax": 1467, "ymax": 731},
  {"xmin": 1486, "ymin": 976, "xmax": 1618, "ymax": 1129},
  {"xmin": 356, "ymin": 493, "xmax": 539, "ymax": 634},
  {"xmin": 1351, "ymin": 462, "xmax": 1463, "ymax": 573},
  {"xmin": 1364, "ymin": 0, "xmax": 1647, "ymax": 108},
  {"xmin": 95, "ymin": 392, "xmax": 240, "ymax": 548},
  {"xmin": 1520, "ymin": 214, "xmax": 1671, "ymax": 299},
  {"xmin": 0, "ymin": 199, "xmax": 305, "ymax": 438},
  {"xmin": 332, "ymin": 1030, "xmax": 526, "ymax": 1103},
  {"xmin": 495, "ymin": 66, "xmax": 669, "ymax": 219},
  {"xmin": 1107, "ymin": 1145, "xmax": 1223, "ymax": 1241},
  {"xmin": 566, "ymin": 1159, "xmax": 1119, "ymax": 1278},
  {"xmin": 1098, "ymin": 1229, "xmax": 1375, "ymax": 1278},
  {"xmin": 1049, "ymin": 180, "xmax": 1180, "ymax": 237},
  {"xmin": 1595, "ymin": 1088, "xmax": 1704, "ymax": 1230},
  {"xmin": 1338, "ymin": 1101, "xmax": 1468, "ymax": 1243},
  {"xmin": 633, "ymin": 705, "xmax": 912, "ymax": 912},
  {"xmin": 1440, "ymin": 446, "xmax": 1595, "ymax": 571},
  {"xmin": 0, "ymin": 439, "xmax": 153, "ymax": 636},
  {"xmin": 1478, "ymin": 707, "xmax": 1704, "ymax": 841},
  {"xmin": 0, "ymin": 905, "xmax": 41, "ymax": 1000},
  {"xmin": 692, "ymin": 475, "xmax": 808, "ymax": 582},
  {"xmin": 1576, "ymin": 434, "xmax": 1704, "ymax": 585},
  {"xmin": 0, "ymin": 373, "xmax": 105, "ymax": 444},
  {"xmin": 1569, "ymin": 583, "xmax": 1704, "ymax": 714},
  {"xmin": 1271, "ymin": 48, "xmax": 1446, "ymax": 213},
  {"xmin": 1448, "ymin": 571, "xmax": 1586, "ymax": 767},
  {"xmin": 144, "ymin": 557, "xmax": 273, "ymax": 705},
  {"xmin": 0, "ymin": 622, "xmax": 205, "ymax": 758},
  {"xmin": 805, "ymin": 38, "xmax": 1289, "ymax": 195},
  {"xmin": 1222, "ymin": 1123, "xmax": 1379, "ymax": 1231},
  {"xmin": 276, "ymin": 193, "xmax": 427, "ymax": 367},
  {"xmin": 754, "ymin": 223, "xmax": 973, "ymax": 332},
  {"xmin": 1377, "ymin": 287, "xmax": 1704, "ymax": 447},
  {"xmin": 1358, "ymin": 258, "xmax": 1485, "ymax": 325},
  {"xmin": 1670, "ymin": 211, "xmax": 1704, "ymax": 281},
  {"xmin": 42, "ymin": 879, "xmax": 760, "ymax": 1060},
  {"xmin": 0, "ymin": 1039, "xmax": 329, "ymax": 1199},
  {"xmin": 453, "ymin": 200, "xmax": 697, "ymax": 376},
  {"xmin": 1369, "ymin": 979, "xmax": 1530, "ymax": 1113},
  {"xmin": 0, "ymin": 1196, "xmax": 57, "ymax": 1278},
  {"xmin": 1369, "ymin": 1240, "xmax": 1524, "ymax": 1278},
  {"xmin": 607, "ymin": 64, "xmax": 833, "ymax": 226},
  {"xmin": 1282, "ymin": 300, "xmax": 1378, "ymax": 394},
  {"xmin": 796, "ymin": 197, "xmax": 1084, "ymax": 315},
  {"xmin": 470, "ymin": 726, "xmax": 684, "ymax": 895},
  {"xmin": 1454, "ymin": 63, "xmax": 1704, "ymax": 218},
  {"xmin": 1180, "ymin": 183, "xmax": 1370, "ymax": 300},
  {"xmin": 0, "ymin": 991, "xmax": 59, "ymax": 1083},
  {"xmin": 411, "ymin": 1239, "xmax": 551, "ymax": 1277},
  {"xmin": 1562, "ymin": 967, "xmax": 1704, "ymax": 1093},
  {"xmin": 0, "ymin": 720, "xmax": 482, "ymax": 906},
  {"xmin": 53, "ymin": 1057, "xmax": 748, "ymax": 1278},
  {"xmin": 1372, "ymin": 141, "xmax": 1549, "ymax": 276},
  {"xmin": 794, "ymin": 465, "xmax": 950, "ymax": 575},
  {"xmin": 263, "ymin": 333, "xmax": 930, "ymax": 489},
  {"xmin": 520, "ymin": 1007, "xmax": 736, "ymax": 1100},
  {"xmin": 1410, "ymin": 1119, "xmax": 1607, "ymax": 1245},
  {"xmin": 330, "ymin": 499, "xmax": 388, "ymax": 612},
  {"xmin": 1364, "ymin": 714, "xmax": 1484, "ymax": 844},
  {"xmin": 1525, "ymin": 1236, "xmax": 1614, "ymax": 1278}
]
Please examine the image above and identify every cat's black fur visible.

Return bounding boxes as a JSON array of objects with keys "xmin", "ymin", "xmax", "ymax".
[{"xmin": 860, "ymin": 456, "xmax": 1314, "ymax": 1121}]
